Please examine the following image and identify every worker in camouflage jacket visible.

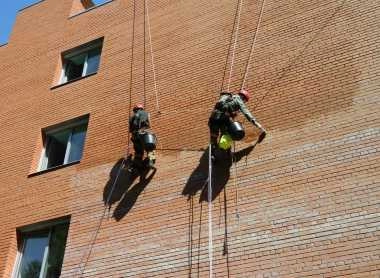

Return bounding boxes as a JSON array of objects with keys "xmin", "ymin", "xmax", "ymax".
[
  {"xmin": 208, "ymin": 89, "xmax": 266, "ymax": 158},
  {"xmin": 129, "ymin": 104, "xmax": 156, "ymax": 169}
]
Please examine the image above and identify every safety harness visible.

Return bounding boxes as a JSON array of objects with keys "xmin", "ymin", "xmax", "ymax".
[{"xmin": 213, "ymin": 93, "xmax": 240, "ymax": 119}]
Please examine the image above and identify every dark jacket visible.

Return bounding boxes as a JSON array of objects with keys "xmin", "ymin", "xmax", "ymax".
[
  {"xmin": 213, "ymin": 92, "xmax": 256, "ymax": 122},
  {"xmin": 129, "ymin": 109, "xmax": 150, "ymax": 133}
]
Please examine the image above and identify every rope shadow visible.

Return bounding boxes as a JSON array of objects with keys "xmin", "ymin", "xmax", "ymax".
[
  {"xmin": 222, "ymin": 188, "xmax": 231, "ymax": 277},
  {"xmin": 79, "ymin": 157, "xmax": 134, "ymax": 277}
]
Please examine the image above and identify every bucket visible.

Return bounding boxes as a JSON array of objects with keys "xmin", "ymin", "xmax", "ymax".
[
  {"xmin": 142, "ymin": 132, "xmax": 157, "ymax": 151},
  {"xmin": 219, "ymin": 134, "xmax": 233, "ymax": 150},
  {"xmin": 228, "ymin": 121, "xmax": 245, "ymax": 141}
]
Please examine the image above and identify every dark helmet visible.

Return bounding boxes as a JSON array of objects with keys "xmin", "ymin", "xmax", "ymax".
[{"xmin": 238, "ymin": 89, "xmax": 251, "ymax": 102}]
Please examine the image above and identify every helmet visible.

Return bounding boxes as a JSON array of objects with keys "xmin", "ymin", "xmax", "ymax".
[
  {"xmin": 238, "ymin": 89, "xmax": 251, "ymax": 102},
  {"xmin": 133, "ymin": 104, "xmax": 144, "ymax": 112}
]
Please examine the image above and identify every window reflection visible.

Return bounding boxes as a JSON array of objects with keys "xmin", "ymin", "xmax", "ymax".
[
  {"xmin": 16, "ymin": 221, "xmax": 70, "ymax": 278},
  {"xmin": 18, "ymin": 231, "xmax": 49, "ymax": 278}
]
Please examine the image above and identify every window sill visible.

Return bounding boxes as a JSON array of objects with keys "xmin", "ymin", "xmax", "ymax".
[
  {"xmin": 69, "ymin": 0, "xmax": 114, "ymax": 19},
  {"xmin": 28, "ymin": 161, "xmax": 80, "ymax": 177},
  {"xmin": 50, "ymin": 72, "xmax": 97, "ymax": 90},
  {"xmin": 19, "ymin": 0, "xmax": 44, "ymax": 12}
]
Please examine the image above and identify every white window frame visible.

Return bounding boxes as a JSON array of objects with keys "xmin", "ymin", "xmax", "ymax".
[
  {"xmin": 12, "ymin": 218, "xmax": 70, "ymax": 278},
  {"xmin": 38, "ymin": 117, "xmax": 88, "ymax": 171},
  {"xmin": 59, "ymin": 40, "xmax": 102, "ymax": 85},
  {"xmin": 60, "ymin": 53, "xmax": 89, "ymax": 84}
]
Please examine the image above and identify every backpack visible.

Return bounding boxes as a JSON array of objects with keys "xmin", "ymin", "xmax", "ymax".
[{"xmin": 214, "ymin": 93, "xmax": 237, "ymax": 114}]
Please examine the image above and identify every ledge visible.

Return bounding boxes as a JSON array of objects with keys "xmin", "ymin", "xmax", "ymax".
[
  {"xmin": 19, "ymin": 0, "xmax": 45, "ymax": 12},
  {"xmin": 0, "ymin": 43, "xmax": 8, "ymax": 48},
  {"xmin": 50, "ymin": 72, "xmax": 97, "ymax": 90},
  {"xmin": 28, "ymin": 161, "xmax": 80, "ymax": 178},
  {"xmin": 69, "ymin": 0, "xmax": 114, "ymax": 19}
]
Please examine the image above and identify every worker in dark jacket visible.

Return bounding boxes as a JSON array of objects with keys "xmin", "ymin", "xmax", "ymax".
[
  {"xmin": 129, "ymin": 104, "xmax": 156, "ymax": 170},
  {"xmin": 208, "ymin": 89, "xmax": 266, "ymax": 157}
]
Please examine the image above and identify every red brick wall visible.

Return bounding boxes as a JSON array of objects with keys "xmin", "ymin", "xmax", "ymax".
[{"xmin": 0, "ymin": 0, "xmax": 379, "ymax": 277}]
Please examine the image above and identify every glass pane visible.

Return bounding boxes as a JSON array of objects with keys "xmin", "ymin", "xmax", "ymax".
[
  {"xmin": 93, "ymin": 0, "xmax": 110, "ymax": 5},
  {"xmin": 85, "ymin": 48, "xmax": 101, "ymax": 75},
  {"xmin": 45, "ymin": 223, "xmax": 69, "ymax": 278},
  {"xmin": 67, "ymin": 125, "xmax": 87, "ymax": 163},
  {"xmin": 46, "ymin": 130, "xmax": 70, "ymax": 169},
  {"xmin": 64, "ymin": 53, "xmax": 86, "ymax": 81},
  {"xmin": 18, "ymin": 231, "xmax": 49, "ymax": 278}
]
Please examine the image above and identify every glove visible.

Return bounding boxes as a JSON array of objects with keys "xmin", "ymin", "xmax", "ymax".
[{"xmin": 257, "ymin": 129, "xmax": 267, "ymax": 144}]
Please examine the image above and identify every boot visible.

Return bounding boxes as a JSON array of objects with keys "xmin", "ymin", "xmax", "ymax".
[
  {"xmin": 148, "ymin": 158, "xmax": 156, "ymax": 168},
  {"xmin": 147, "ymin": 151, "xmax": 156, "ymax": 169},
  {"xmin": 257, "ymin": 129, "xmax": 267, "ymax": 143},
  {"xmin": 129, "ymin": 156, "xmax": 143, "ymax": 174}
]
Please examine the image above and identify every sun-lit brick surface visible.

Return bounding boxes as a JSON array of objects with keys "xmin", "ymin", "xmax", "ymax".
[{"xmin": 0, "ymin": 0, "xmax": 379, "ymax": 277}]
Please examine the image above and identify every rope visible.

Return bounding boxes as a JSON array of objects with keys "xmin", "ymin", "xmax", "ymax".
[
  {"xmin": 145, "ymin": 0, "xmax": 161, "ymax": 113},
  {"xmin": 220, "ymin": 0, "xmax": 244, "ymax": 93},
  {"xmin": 126, "ymin": 0, "xmax": 137, "ymax": 146},
  {"xmin": 143, "ymin": 0, "xmax": 147, "ymax": 107},
  {"xmin": 240, "ymin": 0, "xmax": 266, "ymax": 89},
  {"xmin": 227, "ymin": 0, "xmax": 267, "ymax": 222},
  {"xmin": 226, "ymin": 0, "xmax": 244, "ymax": 92},
  {"xmin": 208, "ymin": 145, "xmax": 213, "ymax": 278},
  {"xmin": 76, "ymin": 159, "xmax": 126, "ymax": 277},
  {"xmin": 158, "ymin": 147, "xmax": 205, "ymax": 152},
  {"xmin": 76, "ymin": 0, "xmax": 137, "ymax": 276},
  {"xmin": 232, "ymin": 142, "xmax": 240, "ymax": 220}
]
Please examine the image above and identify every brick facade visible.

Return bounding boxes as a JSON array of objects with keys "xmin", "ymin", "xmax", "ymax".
[{"xmin": 0, "ymin": 0, "xmax": 379, "ymax": 277}]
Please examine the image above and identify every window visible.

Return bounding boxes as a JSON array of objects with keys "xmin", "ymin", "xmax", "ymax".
[
  {"xmin": 13, "ymin": 218, "xmax": 70, "ymax": 278},
  {"xmin": 60, "ymin": 38, "xmax": 103, "ymax": 84},
  {"xmin": 92, "ymin": 0, "xmax": 112, "ymax": 5},
  {"xmin": 39, "ymin": 115, "xmax": 89, "ymax": 171}
]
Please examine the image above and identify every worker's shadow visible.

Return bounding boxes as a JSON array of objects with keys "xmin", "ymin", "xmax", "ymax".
[
  {"xmin": 103, "ymin": 157, "xmax": 156, "ymax": 221},
  {"xmin": 182, "ymin": 144, "xmax": 256, "ymax": 202}
]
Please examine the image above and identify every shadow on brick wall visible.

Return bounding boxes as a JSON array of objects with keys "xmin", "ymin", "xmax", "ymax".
[
  {"xmin": 103, "ymin": 157, "xmax": 156, "ymax": 221},
  {"xmin": 182, "ymin": 144, "xmax": 256, "ymax": 202},
  {"xmin": 185, "ymin": 173, "xmax": 244, "ymax": 276}
]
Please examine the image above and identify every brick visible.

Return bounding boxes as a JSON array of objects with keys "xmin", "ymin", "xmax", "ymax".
[{"xmin": 0, "ymin": 0, "xmax": 379, "ymax": 277}]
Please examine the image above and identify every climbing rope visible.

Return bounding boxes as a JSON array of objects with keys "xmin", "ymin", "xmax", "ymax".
[
  {"xmin": 207, "ymin": 145, "xmax": 213, "ymax": 278},
  {"xmin": 77, "ymin": 0, "xmax": 267, "ymax": 275},
  {"xmin": 76, "ymin": 0, "xmax": 137, "ymax": 276},
  {"xmin": 205, "ymin": 0, "xmax": 257, "ymax": 275},
  {"xmin": 232, "ymin": 142, "xmax": 240, "ymax": 220},
  {"xmin": 220, "ymin": 0, "xmax": 245, "ymax": 93},
  {"xmin": 226, "ymin": 0, "xmax": 267, "ymax": 223},
  {"xmin": 226, "ymin": 0, "xmax": 244, "ymax": 92},
  {"xmin": 241, "ymin": 0, "xmax": 266, "ymax": 89},
  {"xmin": 143, "ymin": 0, "xmax": 147, "ymax": 107},
  {"xmin": 76, "ymin": 160, "xmax": 127, "ymax": 277},
  {"xmin": 145, "ymin": 0, "xmax": 161, "ymax": 113}
]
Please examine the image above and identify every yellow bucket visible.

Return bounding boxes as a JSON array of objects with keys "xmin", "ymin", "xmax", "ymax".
[{"xmin": 218, "ymin": 134, "xmax": 233, "ymax": 150}]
